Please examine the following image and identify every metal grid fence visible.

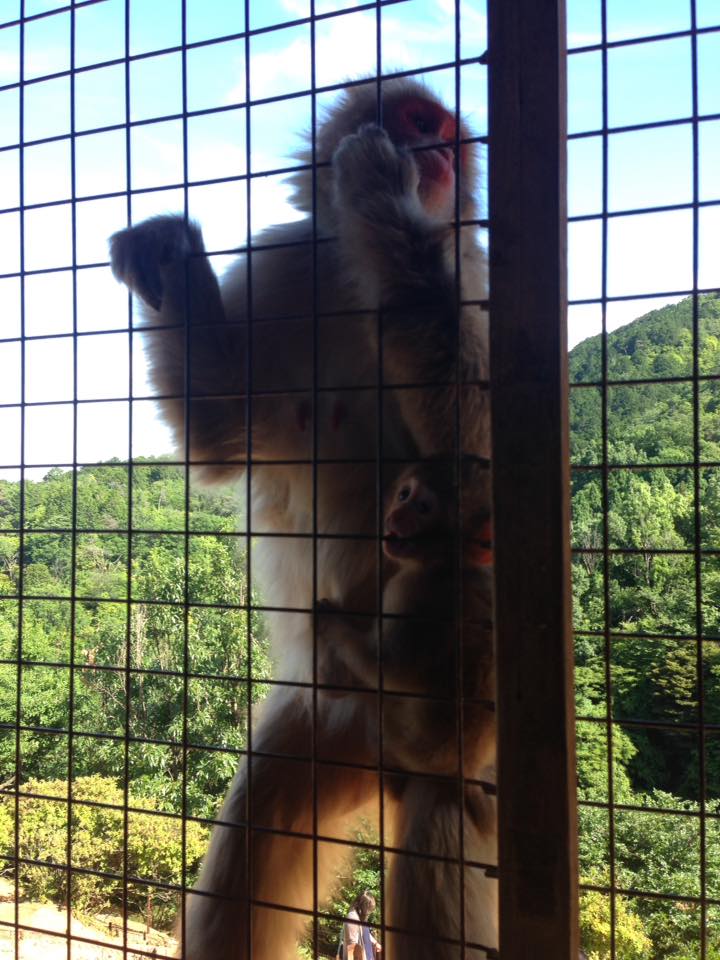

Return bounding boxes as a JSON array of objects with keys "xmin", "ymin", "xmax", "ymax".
[
  {"xmin": 568, "ymin": 2, "xmax": 720, "ymax": 958},
  {"xmin": 0, "ymin": 1, "xmax": 577, "ymax": 958}
]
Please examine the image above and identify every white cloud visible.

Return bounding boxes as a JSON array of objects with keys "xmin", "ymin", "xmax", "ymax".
[
  {"xmin": 567, "ymin": 31, "xmax": 602, "ymax": 48},
  {"xmin": 0, "ymin": 52, "xmax": 19, "ymax": 85}
]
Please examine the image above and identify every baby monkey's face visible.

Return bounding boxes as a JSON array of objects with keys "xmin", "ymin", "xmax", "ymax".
[
  {"xmin": 383, "ymin": 465, "xmax": 493, "ymax": 570},
  {"xmin": 383, "ymin": 466, "xmax": 453, "ymax": 567}
]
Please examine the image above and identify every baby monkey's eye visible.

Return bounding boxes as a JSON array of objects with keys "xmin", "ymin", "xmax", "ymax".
[
  {"xmin": 397, "ymin": 486, "xmax": 411, "ymax": 502},
  {"xmin": 412, "ymin": 114, "xmax": 430, "ymax": 133}
]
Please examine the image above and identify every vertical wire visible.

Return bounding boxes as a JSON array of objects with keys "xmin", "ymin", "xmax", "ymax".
[
  {"xmin": 121, "ymin": 0, "xmax": 133, "ymax": 954},
  {"xmin": 598, "ymin": 1, "xmax": 617, "ymax": 955},
  {"xmin": 372, "ymin": 3, "xmax": 387, "ymax": 954},
  {"xmin": 689, "ymin": 3, "xmax": 708, "ymax": 956},
  {"xmin": 179, "ymin": 0, "xmax": 191, "ymax": 955},
  {"xmin": 14, "ymin": 2, "xmax": 26, "ymax": 956},
  {"xmin": 242, "ymin": 2, "xmax": 254, "ymax": 954},
  {"xmin": 308, "ymin": 3, "xmax": 320, "ymax": 958},
  {"xmin": 452, "ymin": 5, "xmax": 468, "ymax": 958},
  {"xmin": 66, "ymin": 4, "xmax": 79, "ymax": 956}
]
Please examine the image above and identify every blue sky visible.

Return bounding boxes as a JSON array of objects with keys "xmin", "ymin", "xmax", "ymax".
[
  {"xmin": 566, "ymin": 0, "xmax": 720, "ymax": 351},
  {"xmin": 0, "ymin": 0, "xmax": 719, "ymax": 475}
]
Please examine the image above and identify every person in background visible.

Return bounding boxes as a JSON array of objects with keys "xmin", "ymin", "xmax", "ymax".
[{"xmin": 339, "ymin": 891, "xmax": 382, "ymax": 960}]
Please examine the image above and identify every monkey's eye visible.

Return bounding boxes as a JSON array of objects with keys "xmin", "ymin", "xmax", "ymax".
[
  {"xmin": 411, "ymin": 114, "xmax": 431, "ymax": 134},
  {"xmin": 397, "ymin": 486, "xmax": 411, "ymax": 502}
]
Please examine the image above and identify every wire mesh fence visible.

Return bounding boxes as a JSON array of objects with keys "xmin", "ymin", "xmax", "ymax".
[
  {"xmin": 10, "ymin": 0, "xmax": 720, "ymax": 956},
  {"xmin": 0, "ymin": 1, "xmax": 522, "ymax": 958},
  {"xmin": 568, "ymin": 2, "xmax": 720, "ymax": 958}
]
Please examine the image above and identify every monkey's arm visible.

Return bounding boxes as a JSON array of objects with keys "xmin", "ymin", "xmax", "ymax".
[
  {"xmin": 110, "ymin": 216, "xmax": 312, "ymax": 478},
  {"xmin": 110, "ymin": 216, "xmax": 253, "ymax": 480},
  {"xmin": 316, "ymin": 599, "xmax": 452, "ymax": 697},
  {"xmin": 315, "ymin": 600, "xmax": 379, "ymax": 692},
  {"xmin": 331, "ymin": 126, "xmax": 488, "ymax": 459}
]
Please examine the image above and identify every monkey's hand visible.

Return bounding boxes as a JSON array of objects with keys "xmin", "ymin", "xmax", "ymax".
[
  {"xmin": 314, "ymin": 598, "xmax": 360, "ymax": 641},
  {"xmin": 109, "ymin": 215, "xmax": 206, "ymax": 313},
  {"xmin": 331, "ymin": 123, "xmax": 450, "ymax": 311},
  {"xmin": 332, "ymin": 124, "xmax": 421, "ymax": 220},
  {"xmin": 315, "ymin": 597, "xmax": 337, "ymax": 609}
]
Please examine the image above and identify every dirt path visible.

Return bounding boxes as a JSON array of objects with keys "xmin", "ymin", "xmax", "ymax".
[{"xmin": 0, "ymin": 892, "xmax": 176, "ymax": 959}]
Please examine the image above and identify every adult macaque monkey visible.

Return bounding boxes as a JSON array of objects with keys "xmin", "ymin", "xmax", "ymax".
[{"xmin": 110, "ymin": 77, "xmax": 492, "ymax": 959}]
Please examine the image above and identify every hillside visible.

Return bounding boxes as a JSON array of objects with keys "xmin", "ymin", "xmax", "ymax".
[
  {"xmin": 569, "ymin": 295, "xmax": 720, "ymax": 958},
  {"xmin": 569, "ymin": 293, "xmax": 720, "ymax": 467},
  {"xmin": 570, "ymin": 293, "xmax": 720, "ymax": 384},
  {"xmin": 0, "ymin": 462, "xmax": 271, "ymax": 929}
]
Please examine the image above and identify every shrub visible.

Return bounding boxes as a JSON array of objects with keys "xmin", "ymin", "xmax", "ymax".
[
  {"xmin": 0, "ymin": 775, "xmax": 208, "ymax": 929},
  {"xmin": 580, "ymin": 875, "xmax": 652, "ymax": 960}
]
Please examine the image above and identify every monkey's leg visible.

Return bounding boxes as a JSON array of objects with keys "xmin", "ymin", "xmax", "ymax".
[
  {"xmin": 384, "ymin": 778, "xmax": 498, "ymax": 960},
  {"xmin": 183, "ymin": 688, "xmax": 378, "ymax": 960}
]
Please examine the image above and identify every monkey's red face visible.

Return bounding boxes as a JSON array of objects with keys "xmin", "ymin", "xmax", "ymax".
[
  {"xmin": 384, "ymin": 96, "xmax": 462, "ymax": 216},
  {"xmin": 386, "ymin": 95, "xmax": 462, "ymax": 216}
]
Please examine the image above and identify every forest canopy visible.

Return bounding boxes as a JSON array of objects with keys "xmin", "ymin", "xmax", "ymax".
[{"xmin": 571, "ymin": 293, "xmax": 720, "ymax": 960}]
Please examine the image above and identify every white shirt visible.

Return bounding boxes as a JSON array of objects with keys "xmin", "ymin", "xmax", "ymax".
[{"xmin": 343, "ymin": 909, "xmax": 376, "ymax": 960}]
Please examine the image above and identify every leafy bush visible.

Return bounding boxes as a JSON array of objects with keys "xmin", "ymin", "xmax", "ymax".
[
  {"xmin": 580, "ymin": 874, "xmax": 652, "ymax": 960},
  {"xmin": 0, "ymin": 775, "xmax": 208, "ymax": 929}
]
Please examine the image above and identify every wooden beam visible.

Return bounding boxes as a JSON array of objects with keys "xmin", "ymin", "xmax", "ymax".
[{"xmin": 488, "ymin": 1, "xmax": 578, "ymax": 957}]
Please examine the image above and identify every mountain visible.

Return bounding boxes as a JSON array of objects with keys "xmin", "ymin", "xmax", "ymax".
[
  {"xmin": 569, "ymin": 293, "xmax": 720, "ymax": 466},
  {"xmin": 570, "ymin": 292, "xmax": 720, "ymax": 384}
]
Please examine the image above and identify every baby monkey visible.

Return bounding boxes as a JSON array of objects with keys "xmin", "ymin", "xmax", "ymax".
[
  {"xmin": 317, "ymin": 460, "xmax": 494, "ymax": 710},
  {"xmin": 316, "ymin": 462, "xmax": 496, "ymax": 957}
]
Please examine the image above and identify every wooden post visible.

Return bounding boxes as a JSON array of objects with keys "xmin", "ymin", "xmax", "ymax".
[{"xmin": 488, "ymin": 1, "xmax": 578, "ymax": 957}]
